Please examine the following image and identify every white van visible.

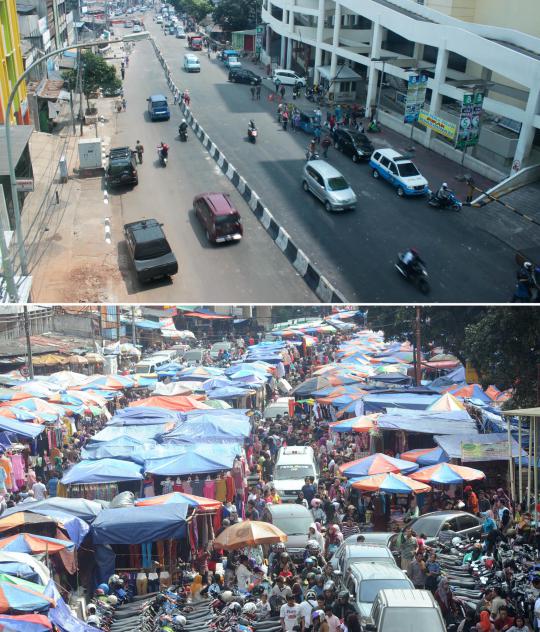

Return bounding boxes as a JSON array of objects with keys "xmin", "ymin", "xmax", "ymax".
[
  {"xmin": 135, "ymin": 355, "xmax": 171, "ymax": 374},
  {"xmin": 273, "ymin": 445, "xmax": 319, "ymax": 502},
  {"xmin": 184, "ymin": 54, "xmax": 200, "ymax": 73},
  {"xmin": 263, "ymin": 397, "xmax": 293, "ymax": 419}
]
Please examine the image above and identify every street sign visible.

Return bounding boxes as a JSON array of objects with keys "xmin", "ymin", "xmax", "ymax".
[{"xmin": 16, "ymin": 179, "xmax": 34, "ymax": 193}]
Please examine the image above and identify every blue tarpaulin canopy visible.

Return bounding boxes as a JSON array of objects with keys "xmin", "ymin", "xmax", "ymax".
[
  {"xmin": 377, "ymin": 409, "xmax": 478, "ymax": 435},
  {"xmin": 91, "ymin": 504, "xmax": 188, "ymax": 545},
  {"xmin": 434, "ymin": 432, "xmax": 526, "ymax": 461},
  {"xmin": 0, "ymin": 417, "xmax": 44, "ymax": 438},
  {"xmin": 107, "ymin": 406, "xmax": 183, "ymax": 426},
  {"xmin": 91, "ymin": 423, "xmax": 171, "ymax": 442},
  {"xmin": 47, "ymin": 583, "xmax": 96, "ymax": 632},
  {"xmin": 205, "ymin": 386, "xmax": 251, "ymax": 400},
  {"xmin": 2, "ymin": 498, "xmax": 105, "ymax": 523},
  {"xmin": 362, "ymin": 392, "xmax": 441, "ymax": 413},
  {"xmin": 82, "ymin": 436, "xmax": 156, "ymax": 461},
  {"xmin": 61, "ymin": 459, "xmax": 143, "ymax": 485},
  {"xmin": 144, "ymin": 448, "xmax": 235, "ymax": 476},
  {"xmin": 161, "ymin": 415, "xmax": 250, "ymax": 443}
]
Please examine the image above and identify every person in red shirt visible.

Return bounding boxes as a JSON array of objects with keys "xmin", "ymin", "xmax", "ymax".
[
  {"xmin": 493, "ymin": 606, "xmax": 514, "ymax": 631},
  {"xmin": 464, "ymin": 485, "xmax": 479, "ymax": 514}
]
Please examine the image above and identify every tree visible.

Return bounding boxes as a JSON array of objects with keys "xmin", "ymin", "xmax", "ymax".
[
  {"xmin": 212, "ymin": 0, "xmax": 253, "ymax": 32},
  {"xmin": 172, "ymin": 0, "xmax": 214, "ymax": 22},
  {"xmin": 464, "ymin": 308, "xmax": 540, "ymax": 408},
  {"xmin": 63, "ymin": 51, "xmax": 121, "ymax": 112}
]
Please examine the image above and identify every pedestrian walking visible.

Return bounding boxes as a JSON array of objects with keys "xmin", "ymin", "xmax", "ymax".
[
  {"xmin": 293, "ymin": 110, "xmax": 300, "ymax": 132},
  {"xmin": 250, "ymin": 86, "xmax": 256, "ymax": 100},
  {"xmin": 183, "ymin": 90, "xmax": 191, "ymax": 107},
  {"xmin": 277, "ymin": 103, "xmax": 283, "ymax": 123},
  {"xmin": 135, "ymin": 140, "xmax": 144, "ymax": 164},
  {"xmin": 122, "ymin": 97, "xmax": 127, "ymax": 111},
  {"xmin": 282, "ymin": 109, "xmax": 289, "ymax": 131},
  {"xmin": 256, "ymin": 85, "xmax": 261, "ymax": 100},
  {"xmin": 314, "ymin": 125, "xmax": 321, "ymax": 144},
  {"xmin": 279, "ymin": 84, "xmax": 286, "ymax": 100},
  {"xmin": 121, "ymin": 68, "xmax": 125, "ymax": 80},
  {"xmin": 321, "ymin": 134, "xmax": 332, "ymax": 158},
  {"xmin": 275, "ymin": 81, "xmax": 280, "ymax": 94}
]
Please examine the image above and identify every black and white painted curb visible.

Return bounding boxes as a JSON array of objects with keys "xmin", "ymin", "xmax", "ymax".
[{"xmin": 150, "ymin": 38, "xmax": 347, "ymax": 303}]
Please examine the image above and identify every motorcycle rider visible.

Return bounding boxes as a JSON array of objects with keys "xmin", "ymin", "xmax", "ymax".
[
  {"xmin": 178, "ymin": 119, "xmax": 188, "ymax": 138},
  {"xmin": 436, "ymin": 182, "xmax": 451, "ymax": 204},
  {"xmin": 401, "ymin": 248, "xmax": 425, "ymax": 278},
  {"xmin": 306, "ymin": 139, "xmax": 318, "ymax": 161},
  {"xmin": 158, "ymin": 141, "xmax": 169, "ymax": 161}
]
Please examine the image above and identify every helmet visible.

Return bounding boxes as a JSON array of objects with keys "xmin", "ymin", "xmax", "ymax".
[
  {"xmin": 98, "ymin": 583, "xmax": 110, "ymax": 594},
  {"xmin": 442, "ymin": 182, "xmax": 448, "ymax": 189},
  {"xmin": 242, "ymin": 603, "xmax": 257, "ymax": 615},
  {"xmin": 108, "ymin": 595, "xmax": 118, "ymax": 606},
  {"xmin": 306, "ymin": 590, "xmax": 317, "ymax": 600},
  {"xmin": 311, "ymin": 498, "xmax": 321, "ymax": 507},
  {"xmin": 306, "ymin": 573, "xmax": 316, "ymax": 582},
  {"xmin": 305, "ymin": 557, "xmax": 316, "ymax": 565},
  {"xmin": 220, "ymin": 590, "xmax": 234, "ymax": 603},
  {"xmin": 182, "ymin": 118, "xmax": 186, "ymax": 123},
  {"xmin": 338, "ymin": 590, "xmax": 350, "ymax": 601},
  {"xmin": 86, "ymin": 604, "xmax": 97, "ymax": 614},
  {"xmin": 95, "ymin": 588, "xmax": 105, "ymax": 596},
  {"xmin": 280, "ymin": 552, "xmax": 290, "ymax": 560},
  {"xmin": 323, "ymin": 580, "xmax": 335, "ymax": 592},
  {"xmin": 109, "ymin": 574, "xmax": 120, "ymax": 584},
  {"xmin": 452, "ymin": 537, "xmax": 462, "ymax": 547},
  {"xmin": 173, "ymin": 615, "xmax": 187, "ymax": 626},
  {"xmin": 87, "ymin": 615, "xmax": 100, "ymax": 627},
  {"xmin": 307, "ymin": 540, "xmax": 321, "ymax": 552},
  {"xmin": 252, "ymin": 585, "xmax": 265, "ymax": 596},
  {"xmin": 229, "ymin": 602, "xmax": 242, "ymax": 614},
  {"xmin": 275, "ymin": 542, "xmax": 286, "ymax": 552},
  {"xmin": 524, "ymin": 261, "xmax": 533, "ymax": 271},
  {"xmin": 312, "ymin": 610, "xmax": 325, "ymax": 621}
]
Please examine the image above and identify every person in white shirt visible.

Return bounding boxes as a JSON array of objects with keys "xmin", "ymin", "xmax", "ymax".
[
  {"xmin": 298, "ymin": 591, "xmax": 318, "ymax": 631},
  {"xmin": 280, "ymin": 595, "xmax": 300, "ymax": 632},
  {"xmin": 324, "ymin": 606, "xmax": 341, "ymax": 632},
  {"xmin": 32, "ymin": 478, "xmax": 47, "ymax": 501},
  {"xmin": 236, "ymin": 555, "xmax": 252, "ymax": 591}
]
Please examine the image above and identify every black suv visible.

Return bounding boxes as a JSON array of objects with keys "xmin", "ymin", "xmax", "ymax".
[
  {"xmin": 106, "ymin": 147, "xmax": 138, "ymax": 187},
  {"xmin": 333, "ymin": 129, "xmax": 374, "ymax": 163},
  {"xmin": 228, "ymin": 68, "xmax": 262, "ymax": 85},
  {"xmin": 123, "ymin": 219, "xmax": 178, "ymax": 283}
]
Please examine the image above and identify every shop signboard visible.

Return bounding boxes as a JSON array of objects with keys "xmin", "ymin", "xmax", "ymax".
[
  {"xmin": 461, "ymin": 441, "xmax": 508, "ymax": 461},
  {"xmin": 256, "ymin": 25, "xmax": 264, "ymax": 53},
  {"xmin": 404, "ymin": 74, "xmax": 428, "ymax": 123},
  {"xmin": 418, "ymin": 110, "xmax": 457, "ymax": 140},
  {"xmin": 455, "ymin": 91, "xmax": 484, "ymax": 149}
]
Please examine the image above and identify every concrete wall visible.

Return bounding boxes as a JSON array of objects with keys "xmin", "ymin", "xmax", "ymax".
[{"xmin": 52, "ymin": 312, "xmax": 95, "ymax": 338}]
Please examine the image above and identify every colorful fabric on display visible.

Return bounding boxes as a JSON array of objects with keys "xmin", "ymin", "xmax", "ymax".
[{"xmin": 0, "ymin": 613, "xmax": 52, "ymax": 631}]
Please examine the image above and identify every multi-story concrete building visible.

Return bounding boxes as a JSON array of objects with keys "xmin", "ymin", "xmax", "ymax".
[
  {"xmin": 0, "ymin": 0, "xmax": 30, "ymax": 123},
  {"xmin": 262, "ymin": 0, "xmax": 540, "ymax": 176}
]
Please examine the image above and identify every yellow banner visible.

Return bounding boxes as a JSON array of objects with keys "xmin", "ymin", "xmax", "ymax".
[
  {"xmin": 418, "ymin": 110, "xmax": 457, "ymax": 140},
  {"xmin": 461, "ymin": 441, "xmax": 509, "ymax": 461}
]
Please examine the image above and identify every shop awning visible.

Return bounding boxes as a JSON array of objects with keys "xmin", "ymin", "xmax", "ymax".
[
  {"xmin": 61, "ymin": 458, "xmax": 143, "ymax": 485},
  {"xmin": 434, "ymin": 432, "xmax": 526, "ymax": 461},
  {"xmin": 317, "ymin": 65, "xmax": 363, "ymax": 81},
  {"xmin": 91, "ymin": 504, "xmax": 188, "ymax": 545},
  {"xmin": 0, "ymin": 416, "xmax": 44, "ymax": 438},
  {"xmin": 378, "ymin": 409, "xmax": 478, "ymax": 435}
]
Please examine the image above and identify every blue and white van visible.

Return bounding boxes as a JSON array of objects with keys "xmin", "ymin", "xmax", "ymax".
[
  {"xmin": 147, "ymin": 94, "xmax": 170, "ymax": 121},
  {"xmin": 369, "ymin": 148, "xmax": 429, "ymax": 197}
]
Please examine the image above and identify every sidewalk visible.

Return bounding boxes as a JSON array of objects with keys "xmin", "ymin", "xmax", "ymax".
[{"xmin": 23, "ymin": 45, "xmax": 128, "ymax": 302}]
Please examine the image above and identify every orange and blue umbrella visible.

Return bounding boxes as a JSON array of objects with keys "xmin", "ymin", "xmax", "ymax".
[
  {"xmin": 329, "ymin": 415, "xmax": 377, "ymax": 434},
  {"xmin": 400, "ymin": 447, "xmax": 449, "ymax": 467},
  {"xmin": 0, "ymin": 613, "xmax": 52, "ymax": 630},
  {"xmin": 409, "ymin": 462, "xmax": 485, "ymax": 485},
  {"xmin": 351, "ymin": 472, "xmax": 432, "ymax": 495},
  {"xmin": 0, "ymin": 582, "xmax": 54, "ymax": 614},
  {"xmin": 135, "ymin": 491, "xmax": 222, "ymax": 511},
  {"xmin": 339, "ymin": 453, "xmax": 419, "ymax": 477},
  {"xmin": 0, "ymin": 534, "xmax": 74, "ymax": 555},
  {"xmin": 79, "ymin": 375, "xmax": 134, "ymax": 391}
]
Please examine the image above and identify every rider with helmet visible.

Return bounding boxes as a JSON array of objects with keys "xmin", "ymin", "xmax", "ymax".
[
  {"xmin": 437, "ymin": 182, "xmax": 451, "ymax": 203},
  {"xmin": 401, "ymin": 247, "xmax": 425, "ymax": 278},
  {"xmin": 312, "ymin": 609, "xmax": 329, "ymax": 632},
  {"xmin": 298, "ymin": 590, "xmax": 319, "ymax": 631},
  {"xmin": 301, "ymin": 557, "xmax": 322, "ymax": 580},
  {"xmin": 332, "ymin": 590, "xmax": 355, "ymax": 620}
]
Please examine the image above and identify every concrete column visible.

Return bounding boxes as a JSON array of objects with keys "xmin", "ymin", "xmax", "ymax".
[
  {"xmin": 313, "ymin": 0, "xmax": 326, "ymax": 83},
  {"xmin": 365, "ymin": 18, "xmax": 382, "ymax": 113},
  {"xmin": 280, "ymin": 32, "xmax": 286, "ymax": 66},
  {"xmin": 413, "ymin": 42, "xmax": 424, "ymax": 64},
  {"xmin": 513, "ymin": 84, "xmax": 540, "ymax": 170},
  {"xmin": 286, "ymin": 8, "xmax": 294, "ymax": 68},
  {"xmin": 481, "ymin": 66, "xmax": 492, "ymax": 98},
  {"xmin": 265, "ymin": 24, "xmax": 271, "ymax": 57},
  {"xmin": 328, "ymin": 1, "xmax": 341, "ymax": 94},
  {"xmin": 425, "ymin": 44, "xmax": 449, "ymax": 146}
]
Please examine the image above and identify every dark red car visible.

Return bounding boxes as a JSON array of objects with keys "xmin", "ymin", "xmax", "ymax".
[{"xmin": 193, "ymin": 192, "xmax": 243, "ymax": 244}]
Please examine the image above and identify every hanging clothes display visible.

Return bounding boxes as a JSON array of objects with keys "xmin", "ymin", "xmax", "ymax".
[
  {"xmin": 215, "ymin": 477, "xmax": 227, "ymax": 503},
  {"xmin": 202, "ymin": 478, "xmax": 215, "ymax": 499}
]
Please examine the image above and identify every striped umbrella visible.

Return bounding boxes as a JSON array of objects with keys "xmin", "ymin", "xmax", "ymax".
[
  {"xmin": 409, "ymin": 462, "xmax": 485, "ymax": 485},
  {"xmin": 351, "ymin": 472, "xmax": 432, "ymax": 495},
  {"xmin": 0, "ymin": 534, "xmax": 74, "ymax": 555},
  {"xmin": 339, "ymin": 453, "xmax": 419, "ymax": 477},
  {"xmin": 400, "ymin": 447, "xmax": 449, "ymax": 467},
  {"xmin": 0, "ymin": 581, "xmax": 54, "ymax": 613},
  {"xmin": 329, "ymin": 415, "xmax": 377, "ymax": 433},
  {"xmin": 135, "ymin": 492, "xmax": 222, "ymax": 511},
  {"xmin": 0, "ymin": 613, "xmax": 52, "ymax": 630}
]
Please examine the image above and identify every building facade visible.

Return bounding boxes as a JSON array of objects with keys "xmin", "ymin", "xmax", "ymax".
[
  {"xmin": 262, "ymin": 0, "xmax": 540, "ymax": 176},
  {"xmin": 0, "ymin": 0, "xmax": 30, "ymax": 123}
]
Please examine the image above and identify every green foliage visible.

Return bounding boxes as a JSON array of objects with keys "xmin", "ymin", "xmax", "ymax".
[
  {"xmin": 212, "ymin": 0, "xmax": 261, "ymax": 32},
  {"xmin": 63, "ymin": 51, "xmax": 121, "ymax": 104},
  {"xmin": 172, "ymin": 0, "xmax": 214, "ymax": 22}
]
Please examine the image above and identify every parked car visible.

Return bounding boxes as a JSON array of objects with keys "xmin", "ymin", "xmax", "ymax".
[
  {"xmin": 404, "ymin": 510, "xmax": 482, "ymax": 544},
  {"xmin": 369, "ymin": 148, "xmax": 429, "ymax": 196},
  {"xmin": 341, "ymin": 562, "xmax": 414, "ymax": 624},
  {"xmin": 156, "ymin": 15, "xmax": 163, "ymax": 23},
  {"xmin": 333, "ymin": 128, "xmax": 374, "ymax": 162},
  {"xmin": 224, "ymin": 56, "xmax": 242, "ymax": 69},
  {"xmin": 302, "ymin": 160, "xmax": 357, "ymax": 212},
  {"xmin": 133, "ymin": 24, "xmax": 142, "ymax": 32},
  {"xmin": 344, "ymin": 532, "xmax": 394, "ymax": 547},
  {"xmin": 363, "ymin": 589, "xmax": 446, "ymax": 632},
  {"xmin": 331, "ymin": 543, "xmax": 397, "ymax": 575},
  {"xmin": 193, "ymin": 192, "xmax": 243, "ymax": 244},
  {"xmin": 106, "ymin": 147, "xmax": 138, "ymax": 188},
  {"xmin": 123, "ymin": 219, "xmax": 178, "ymax": 283},
  {"xmin": 273, "ymin": 68, "xmax": 305, "ymax": 87},
  {"xmin": 228, "ymin": 68, "xmax": 262, "ymax": 85},
  {"xmin": 262, "ymin": 503, "xmax": 313, "ymax": 563}
]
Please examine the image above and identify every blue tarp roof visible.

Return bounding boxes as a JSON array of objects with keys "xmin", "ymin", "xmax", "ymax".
[
  {"xmin": 362, "ymin": 392, "xmax": 441, "ymax": 413},
  {"xmin": 47, "ymin": 584, "xmax": 97, "ymax": 632},
  {"xmin": 0, "ymin": 416, "xmax": 44, "ymax": 438},
  {"xmin": 91, "ymin": 423, "xmax": 170, "ymax": 442},
  {"xmin": 108, "ymin": 406, "xmax": 183, "ymax": 426},
  {"xmin": 2, "ymin": 497, "xmax": 105, "ymax": 522},
  {"xmin": 61, "ymin": 458, "xmax": 143, "ymax": 484},
  {"xmin": 144, "ymin": 448, "xmax": 235, "ymax": 476},
  {"xmin": 205, "ymin": 386, "xmax": 251, "ymax": 399},
  {"xmin": 434, "ymin": 432, "xmax": 526, "ymax": 461},
  {"xmin": 82, "ymin": 436, "xmax": 157, "ymax": 462},
  {"xmin": 92, "ymin": 504, "xmax": 188, "ymax": 545},
  {"xmin": 378, "ymin": 409, "xmax": 478, "ymax": 435},
  {"xmin": 160, "ymin": 415, "xmax": 250, "ymax": 443},
  {"xmin": 429, "ymin": 366, "xmax": 466, "ymax": 391}
]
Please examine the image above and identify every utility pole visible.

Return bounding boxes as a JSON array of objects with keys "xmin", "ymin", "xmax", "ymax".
[
  {"xmin": 414, "ymin": 306, "xmax": 422, "ymax": 386},
  {"xmin": 23, "ymin": 306, "xmax": 34, "ymax": 379},
  {"xmin": 131, "ymin": 306, "xmax": 137, "ymax": 347},
  {"xmin": 116, "ymin": 306, "xmax": 121, "ymax": 342}
]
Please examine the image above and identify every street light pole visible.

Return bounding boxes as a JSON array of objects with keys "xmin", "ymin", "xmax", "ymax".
[{"xmin": 4, "ymin": 31, "xmax": 149, "ymax": 286}]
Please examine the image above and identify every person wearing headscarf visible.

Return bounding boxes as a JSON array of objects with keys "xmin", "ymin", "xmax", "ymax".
[
  {"xmin": 434, "ymin": 577, "xmax": 458, "ymax": 624},
  {"xmin": 477, "ymin": 610, "xmax": 495, "ymax": 632}
]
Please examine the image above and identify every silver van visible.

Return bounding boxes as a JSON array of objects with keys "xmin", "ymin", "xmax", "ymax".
[
  {"xmin": 302, "ymin": 160, "xmax": 357, "ymax": 211},
  {"xmin": 365, "ymin": 589, "xmax": 446, "ymax": 632},
  {"xmin": 183, "ymin": 54, "xmax": 200, "ymax": 72}
]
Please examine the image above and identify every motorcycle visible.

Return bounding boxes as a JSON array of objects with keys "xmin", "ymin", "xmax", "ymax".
[
  {"xmin": 248, "ymin": 126, "xmax": 258, "ymax": 144},
  {"xmin": 178, "ymin": 126, "xmax": 188, "ymax": 142},
  {"xmin": 395, "ymin": 252, "xmax": 430, "ymax": 294},
  {"xmin": 305, "ymin": 150, "xmax": 320, "ymax": 161},
  {"xmin": 158, "ymin": 147, "xmax": 168, "ymax": 167},
  {"xmin": 428, "ymin": 190, "xmax": 462, "ymax": 211}
]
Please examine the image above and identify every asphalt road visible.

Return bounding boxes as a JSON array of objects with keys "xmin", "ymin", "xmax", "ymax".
[
  {"xmin": 148, "ymin": 19, "xmax": 517, "ymax": 302},
  {"xmin": 110, "ymin": 32, "xmax": 316, "ymax": 302}
]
